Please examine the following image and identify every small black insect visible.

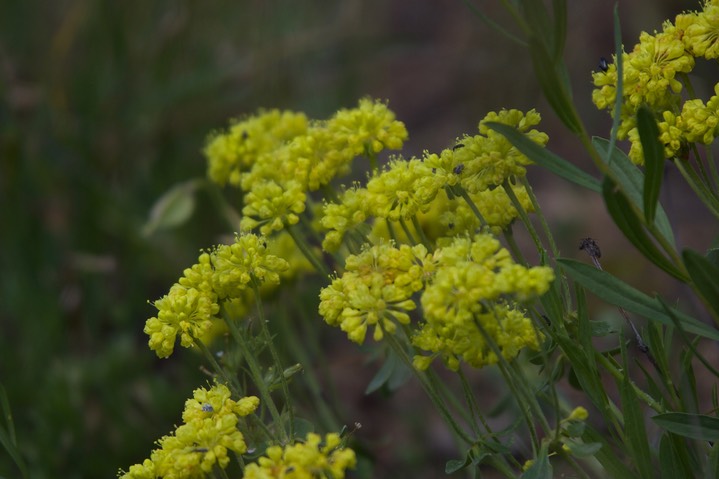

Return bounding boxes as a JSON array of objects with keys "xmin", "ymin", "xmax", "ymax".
[
  {"xmin": 452, "ymin": 143, "xmax": 465, "ymax": 151},
  {"xmin": 453, "ymin": 164, "xmax": 465, "ymax": 175},
  {"xmin": 598, "ymin": 56, "xmax": 610, "ymax": 72}
]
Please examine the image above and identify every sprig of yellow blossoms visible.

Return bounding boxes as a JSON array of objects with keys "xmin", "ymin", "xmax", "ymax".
[
  {"xmin": 242, "ymin": 433, "xmax": 356, "ymax": 479},
  {"xmin": 320, "ymin": 109, "xmax": 547, "ymax": 252},
  {"xmin": 144, "ymin": 233, "xmax": 289, "ymax": 358},
  {"xmin": 592, "ymin": 0, "xmax": 719, "ymax": 163},
  {"xmin": 319, "ymin": 234, "xmax": 553, "ymax": 370},
  {"xmin": 203, "ymin": 98, "xmax": 408, "ymax": 235},
  {"xmin": 118, "ymin": 384, "xmax": 259, "ymax": 479}
]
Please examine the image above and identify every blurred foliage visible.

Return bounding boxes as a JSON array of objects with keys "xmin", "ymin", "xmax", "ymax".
[{"xmin": 0, "ymin": 0, "xmax": 689, "ymax": 477}]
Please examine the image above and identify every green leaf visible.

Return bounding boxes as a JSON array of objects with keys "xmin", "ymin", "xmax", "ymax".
[
  {"xmin": 593, "ymin": 137, "xmax": 675, "ymax": 248},
  {"xmin": 636, "ymin": 106, "xmax": 664, "ymax": 224},
  {"xmin": 365, "ymin": 350, "xmax": 397, "ymax": 395},
  {"xmin": 659, "ymin": 434, "xmax": 689, "ymax": 479},
  {"xmin": 584, "ymin": 425, "xmax": 636, "ymax": 479},
  {"xmin": 527, "ymin": 39, "xmax": 583, "ymax": 134},
  {"xmin": 707, "ymin": 442, "xmax": 719, "ymax": 479},
  {"xmin": 486, "ymin": 123, "xmax": 599, "ymax": 191},
  {"xmin": 551, "ymin": 0, "xmax": 567, "ymax": 60},
  {"xmin": 445, "ymin": 446, "xmax": 490, "ymax": 474},
  {"xmin": 142, "ymin": 179, "xmax": 201, "ymax": 236},
  {"xmin": 521, "ymin": 442, "xmax": 553, "ymax": 479},
  {"xmin": 659, "ymin": 433, "xmax": 698, "ymax": 479},
  {"xmin": 291, "ymin": 417, "xmax": 315, "ymax": 438},
  {"xmin": 557, "ymin": 258, "xmax": 719, "ymax": 341},
  {"xmin": 602, "ymin": 176, "xmax": 687, "ymax": 281},
  {"xmin": 564, "ymin": 440, "xmax": 602, "ymax": 458},
  {"xmin": 0, "ymin": 385, "xmax": 28, "ymax": 479},
  {"xmin": 620, "ymin": 336, "xmax": 654, "ymax": 479},
  {"xmin": 683, "ymin": 249, "xmax": 719, "ymax": 316},
  {"xmin": 653, "ymin": 413, "xmax": 719, "ymax": 441}
]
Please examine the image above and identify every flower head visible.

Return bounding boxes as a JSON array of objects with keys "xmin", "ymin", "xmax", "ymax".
[
  {"xmin": 211, "ymin": 233, "xmax": 289, "ymax": 298},
  {"xmin": 118, "ymin": 384, "xmax": 259, "ymax": 479},
  {"xmin": 242, "ymin": 433, "xmax": 356, "ymax": 479},
  {"xmin": 413, "ymin": 234, "xmax": 552, "ymax": 370},
  {"xmin": 319, "ymin": 242, "xmax": 433, "ymax": 344}
]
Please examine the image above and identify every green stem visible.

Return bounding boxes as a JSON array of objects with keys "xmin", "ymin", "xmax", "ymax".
[
  {"xmin": 595, "ymin": 352, "xmax": 665, "ymax": 413},
  {"xmin": 411, "ymin": 214, "xmax": 433, "ymax": 251},
  {"xmin": 674, "ymin": 155, "xmax": 719, "ymax": 220},
  {"xmin": 472, "ymin": 313, "xmax": 549, "ymax": 454},
  {"xmin": 193, "ymin": 337, "xmax": 242, "ymax": 396},
  {"xmin": 398, "ymin": 217, "xmax": 417, "ymax": 245},
  {"xmin": 519, "ymin": 176, "xmax": 572, "ymax": 311},
  {"xmin": 287, "ymin": 224, "xmax": 330, "ymax": 277},
  {"xmin": 502, "ymin": 227, "xmax": 527, "ymax": 265},
  {"xmin": 704, "ymin": 144, "xmax": 719, "ymax": 193},
  {"xmin": 277, "ymin": 307, "xmax": 341, "ymax": 431},
  {"xmin": 223, "ymin": 314, "xmax": 288, "ymax": 442},
  {"xmin": 384, "ymin": 334, "xmax": 474, "ymax": 445},
  {"xmin": 456, "ymin": 367, "xmax": 522, "ymax": 470},
  {"xmin": 502, "ymin": 180, "xmax": 544, "ymax": 257},
  {"xmin": 455, "ymin": 186, "xmax": 489, "ymax": 228},
  {"xmin": 251, "ymin": 282, "xmax": 295, "ymax": 439}
]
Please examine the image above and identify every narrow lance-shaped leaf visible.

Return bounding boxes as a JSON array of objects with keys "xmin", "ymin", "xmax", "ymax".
[
  {"xmin": 593, "ymin": 137, "xmax": 676, "ymax": 248},
  {"xmin": 527, "ymin": 38, "xmax": 583, "ymax": 134},
  {"xmin": 683, "ymin": 249, "xmax": 719, "ymax": 317},
  {"xmin": 551, "ymin": 0, "xmax": 568, "ymax": 61},
  {"xmin": 636, "ymin": 106, "xmax": 664, "ymax": 224},
  {"xmin": 653, "ymin": 413, "xmax": 719, "ymax": 441},
  {"xmin": 485, "ymin": 122, "xmax": 600, "ymax": 191},
  {"xmin": 619, "ymin": 336, "xmax": 654, "ymax": 479},
  {"xmin": 557, "ymin": 258, "xmax": 719, "ymax": 341},
  {"xmin": 602, "ymin": 176, "xmax": 687, "ymax": 281}
]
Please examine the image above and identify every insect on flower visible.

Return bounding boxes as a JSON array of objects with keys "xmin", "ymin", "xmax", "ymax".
[{"xmin": 598, "ymin": 56, "xmax": 610, "ymax": 72}]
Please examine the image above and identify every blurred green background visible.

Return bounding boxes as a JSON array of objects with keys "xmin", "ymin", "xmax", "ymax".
[{"xmin": 0, "ymin": 1, "xmax": 693, "ymax": 477}]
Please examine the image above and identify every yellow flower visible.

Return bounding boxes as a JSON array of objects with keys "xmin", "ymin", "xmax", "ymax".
[
  {"xmin": 318, "ymin": 242, "xmax": 433, "ymax": 344},
  {"xmin": 145, "ymin": 284, "xmax": 218, "ymax": 358},
  {"xmin": 240, "ymin": 179, "xmax": 306, "ymax": 235},
  {"xmin": 413, "ymin": 234, "xmax": 551, "ymax": 370},
  {"xmin": 211, "ymin": 233, "xmax": 290, "ymax": 299},
  {"xmin": 118, "ymin": 384, "xmax": 259, "ymax": 479},
  {"xmin": 242, "ymin": 433, "xmax": 357, "ymax": 479},
  {"xmin": 204, "ymin": 110, "xmax": 308, "ymax": 187},
  {"xmin": 327, "ymin": 97, "xmax": 408, "ymax": 156}
]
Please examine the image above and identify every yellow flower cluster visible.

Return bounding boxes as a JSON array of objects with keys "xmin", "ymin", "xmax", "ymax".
[
  {"xmin": 319, "ymin": 234, "xmax": 553, "ymax": 370},
  {"xmin": 204, "ymin": 98, "xmax": 407, "ymax": 235},
  {"xmin": 319, "ymin": 242, "xmax": 434, "ymax": 343},
  {"xmin": 320, "ymin": 109, "xmax": 545, "ymax": 252},
  {"xmin": 145, "ymin": 233, "xmax": 288, "ymax": 358},
  {"xmin": 592, "ymin": 0, "xmax": 719, "ymax": 163},
  {"xmin": 118, "ymin": 384, "xmax": 259, "ymax": 479},
  {"xmin": 413, "ymin": 234, "xmax": 552, "ymax": 370},
  {"xmin": 242, "ymin": 433, "xmax": 356, "ymax": 479}
]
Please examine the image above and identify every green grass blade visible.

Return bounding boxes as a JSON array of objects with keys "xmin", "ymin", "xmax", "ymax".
[
  {"xmin": 557, "ymin": 258, "xmax": 719, "ymax": 341},
  {"xmin": 485, "ymin": 122, "xmax": 600, "ymax": 191},
  {"xmin": 636, "ymin": 106, "xmax": 664, "ymax": 224},
  {"xmin": 652, "ymin": 413, "xmax": 719, "ymax": 441}
]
